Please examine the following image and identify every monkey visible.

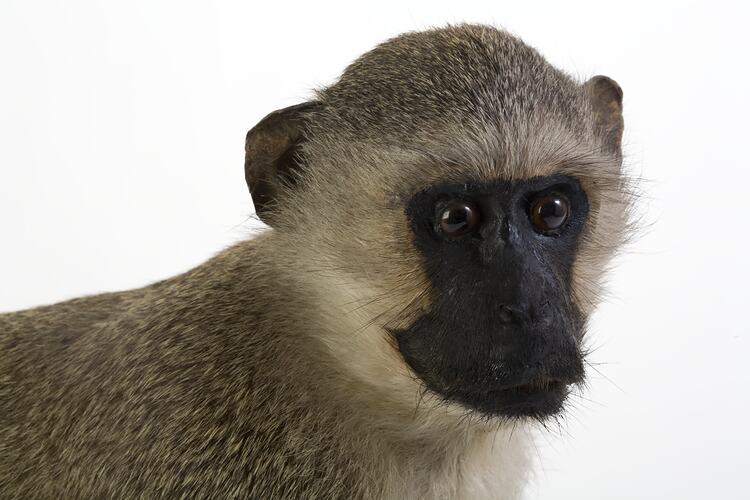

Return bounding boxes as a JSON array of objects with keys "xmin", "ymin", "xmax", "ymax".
[{"xmin": 0, "ymin": 24, "xmax": 631, "ymax": 499}]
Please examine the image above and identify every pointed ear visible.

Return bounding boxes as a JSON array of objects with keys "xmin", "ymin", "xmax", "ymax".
[
  {"xmin": 245, "ymin": 102, "xmax": 320, "ymax": 225},
  {"xmin": 584, "ymin": 75, "xmax": 624, "ymax": 156}
]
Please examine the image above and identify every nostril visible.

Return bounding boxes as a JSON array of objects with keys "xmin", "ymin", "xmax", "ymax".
[{"xmin": 498, "ymin": 305, "xmax": 521, "ymax": 324}]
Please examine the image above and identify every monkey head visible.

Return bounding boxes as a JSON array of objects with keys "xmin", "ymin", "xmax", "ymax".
[{"xmin": 245, "ymin": 25, "xmax": 631, "ymax": 423}]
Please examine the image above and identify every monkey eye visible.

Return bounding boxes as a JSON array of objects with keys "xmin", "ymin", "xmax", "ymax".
[
  {"xmin": 529, "ymin": 192, "xmax": 570, "ymax": 235},
  {"xmin": 437, "ymin": 200, "xmax": 481, "ymax": 238}
]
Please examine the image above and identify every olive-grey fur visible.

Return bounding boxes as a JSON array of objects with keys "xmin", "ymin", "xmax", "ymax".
[{"xmin": 0, "ymin": 24, "xmax": 630, "ymax": 499}]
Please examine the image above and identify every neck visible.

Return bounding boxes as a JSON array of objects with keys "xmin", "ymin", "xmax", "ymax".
[
  {"xmin": 373, "ymin": 423, "xmax": 531, "ymax": 499},
  {"xmin": 259, "ymin": 238, "xmax": 532, "ymax": 498}
]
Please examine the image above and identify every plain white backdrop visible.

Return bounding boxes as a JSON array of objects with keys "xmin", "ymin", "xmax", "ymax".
[{"xmin": 1, "ymin": 1, "xmax": 748, "ymax": 498}]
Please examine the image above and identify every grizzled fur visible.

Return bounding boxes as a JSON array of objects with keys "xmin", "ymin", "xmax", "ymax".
[{"xmin": 0, "ymin": 24, "xmax": 631, "ymax": 499}]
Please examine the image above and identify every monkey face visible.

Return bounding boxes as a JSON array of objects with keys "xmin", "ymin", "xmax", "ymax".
[
  {"xmin": 245, "ymin": 25, "xmax": 630, "ymax": 424},
  {"xmin": 393, "ymin": 175, "xmax": 589, "ymax": 418}
]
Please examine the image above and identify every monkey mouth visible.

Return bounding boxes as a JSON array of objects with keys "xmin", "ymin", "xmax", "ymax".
[
  {"xmin": 392, "ymin": 311, "xmax": 587, "ymax": 419},
  {"xmin": 448, "ymin": 373, "xmax": 582, "ymax": 419}
]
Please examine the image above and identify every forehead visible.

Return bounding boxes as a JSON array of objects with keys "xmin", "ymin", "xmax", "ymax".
[
  {"xmin": 309, "ymin": 26, "xmax": 604, "ymax": 195},
  {"xmin": 318, "ymin": 25, "xmax": 585, "ymax": 134}
]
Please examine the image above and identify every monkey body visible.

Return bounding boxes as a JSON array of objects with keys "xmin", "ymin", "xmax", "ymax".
[
  {"xmin": 0, "ymin": 237, "xmax": 528, "ymax": 498},
  {"xmin": 0, "ymin": 24, "xmax": 629, "ymax": 498}
]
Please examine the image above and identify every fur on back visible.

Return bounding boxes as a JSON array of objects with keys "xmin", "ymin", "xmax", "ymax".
[{"xmin": 0, "ymin": 237, "xmax": 530, "ymax": 498}]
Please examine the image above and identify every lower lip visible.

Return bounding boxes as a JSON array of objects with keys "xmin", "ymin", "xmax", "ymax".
[{"xmin": 461, "ymin": 380, "xmax": 571, "ymax": 417}]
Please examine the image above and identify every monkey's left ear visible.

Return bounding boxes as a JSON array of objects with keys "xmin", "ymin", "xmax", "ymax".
[
  {"xmin": 245, "ymin": 102, "xmax": 320, "ymax": 225},
  {"xmin": 584, "ymin": 75, "xmax": 624, "ymax": 155}
]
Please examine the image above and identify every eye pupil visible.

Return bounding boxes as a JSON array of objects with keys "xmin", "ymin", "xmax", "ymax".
[
  {"xmin": 530, "ymin": 193, "xmax": 570, "ymax": 234},
  {"xmin": 439, "ymin": 201, "xmax": 479, "ymax": 237}
]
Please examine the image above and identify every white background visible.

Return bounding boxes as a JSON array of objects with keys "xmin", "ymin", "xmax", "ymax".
[{"xmin": 1, "ymin": 1, "xmax": 748, "ymax": 498}]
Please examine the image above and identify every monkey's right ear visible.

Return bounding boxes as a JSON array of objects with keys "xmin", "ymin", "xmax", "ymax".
[
  {"xmin": 245, "ymin": 102, "xmax": 320, "ymax": 225},
  {"xmin": 584, "ymin": 75, "xmax": 624, "ymax": 156}
]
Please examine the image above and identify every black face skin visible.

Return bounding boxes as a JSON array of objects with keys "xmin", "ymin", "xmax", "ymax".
[{"xmin": 394, "ymin": 175, "xmax": 590, "ymax": 419}]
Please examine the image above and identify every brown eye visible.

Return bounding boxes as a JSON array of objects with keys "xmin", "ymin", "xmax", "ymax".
[
  {"xmin": 529, "ymin": 192, "xmax": 570, "ymax": 234},
  {"xmin": 439, "ymin": 200, "xmax": 480, "ymax": 238}
]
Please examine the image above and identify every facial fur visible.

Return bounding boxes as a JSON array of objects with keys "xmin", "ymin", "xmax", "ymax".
[{"xmin": 250, "ymin": 24, "xmax": 632, "ymax": 423}]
